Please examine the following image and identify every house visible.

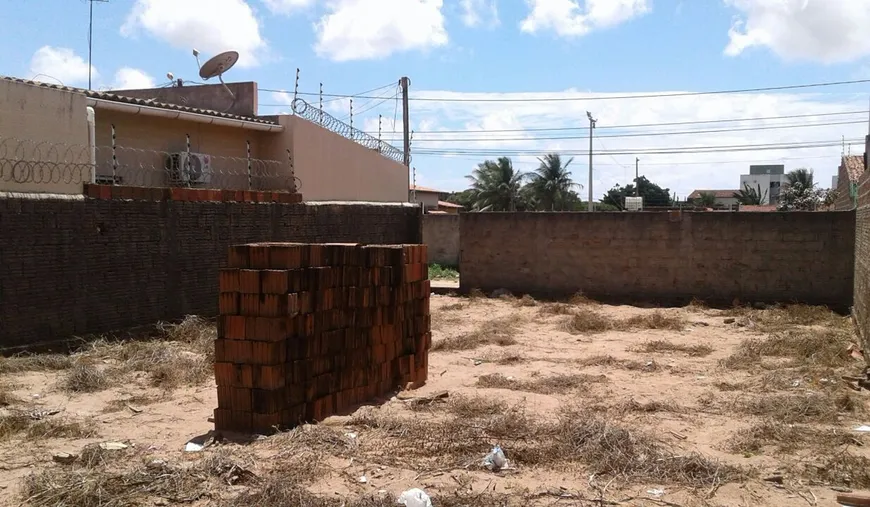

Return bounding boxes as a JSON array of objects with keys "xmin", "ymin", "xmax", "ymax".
[
  {"xmin": 832, "ymin": 155, "xmax": 865, "ymax": 211},
  {"xmin": 686, "ymin": 189, "xmax": 740, "ymax": 209},
  {"xmin": 739, "ymin": 165, "xmax": 788, "ymax": 205},
  {"xmin": 0, "ymin": 76, "xmax": 408, "ymax": 202},
  {"xmin": 436, "ymin": 200, "xmax": 463, "ymax": 214}
]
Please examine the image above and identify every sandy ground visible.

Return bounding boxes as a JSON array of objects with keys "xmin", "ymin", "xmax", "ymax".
[{"xmin": 1, "ymin": 294, "xmax": 869, "ymax": 506}]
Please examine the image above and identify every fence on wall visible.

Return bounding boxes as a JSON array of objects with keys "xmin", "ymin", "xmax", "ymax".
[
  {"xmin": 291, "ymin": 98, "xmax": 404, "ymax": 164},
  {"xmin": 0, "ymin": 135, "xmax": 301, "ymax": 193}
]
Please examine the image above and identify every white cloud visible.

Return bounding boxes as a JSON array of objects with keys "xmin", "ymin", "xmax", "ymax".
[
  {"xmin": 262, "ymin": 0, "xmax": 315, "ymax": 14},
  {"xmin": 393, "ymin": 89, "xmax": 865, "ymax": 198},
  {"xmin": 521, "ymin": 0, "xmax": 651, "ymax": 37},
  {"xmin": 314, "ymin": 0, "xmax": 448, "ymax": 61},
  {"xmin": 724, "ymin": 0, "xmax": 870, "ymax": 63},
  {"xmin": 29, "ymin": 46, "xmax": 95, "ymax": 86},
  {"xmin": 121, "ymin": 0, "xmax": 267, "ymax": 67},
  {"xmin": 460, "ymin": 0, "xmax": 499, "ymax": 27},
  {"xmin": 111, "ymin": 68, "xmax": 156, "ymax": 90}
]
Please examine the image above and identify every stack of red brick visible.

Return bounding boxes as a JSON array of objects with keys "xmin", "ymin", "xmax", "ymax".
[{"xmin": 214, "ymin": 242, "xmax": 430, "ymax": 434}]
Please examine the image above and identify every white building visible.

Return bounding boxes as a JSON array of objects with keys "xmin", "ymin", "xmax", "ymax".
[{"xmin": 739, "ymin": 165, "xmax": 787, "ymax": 205}]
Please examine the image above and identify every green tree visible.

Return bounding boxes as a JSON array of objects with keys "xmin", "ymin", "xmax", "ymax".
[
  {"xmin": 527, "ymin": 153, "xmax": 579, "ymax": 211},
  {"xmin": 786, "ymin": 168, "xmax": 815, "ymax": 189},
  {"xmin": 466, "ymin": 157, "xmax": 525, "ymax": 211},
  {"xmin": 602, "ymin": 176, "xmax": 673, "ymax": 210},
  {"xmin": 445, "ymin": 189, "xmax": 475, "ymax": 209},
  {"xmin": 733, "ymin": 183, "xmax": 767, "ymax": 206}
]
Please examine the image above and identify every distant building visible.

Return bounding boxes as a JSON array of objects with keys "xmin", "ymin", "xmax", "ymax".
[
  {"xmin": 686, "ymin": 189, "xmax": 739, "ymax": 209},
  {"xmin": 833, "ymin": 155, "xmax": 865, "ymax": 211},
  {"xmin": 410, "ymin": 185, "xmax": 463, "ymax": 213},
  {"xmin": 739, "ymin": 164, "xmax": 787, "ymax": 205}
]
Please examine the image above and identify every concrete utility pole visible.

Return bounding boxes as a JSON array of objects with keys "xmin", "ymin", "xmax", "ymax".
[
  {"xmin": 586, "ymin": 111, "xmax": 597, "ymax": 212},
  {"xmin": 635, "ymin": 157, "xmax": 640, "ymax": 197},
  {"xmin": 88, "ymin": 0, "xmax": 108, "ymax": 90},
  {"xmin": 401, "ymin": 77, "xmax": 411, "ymax": 200}
]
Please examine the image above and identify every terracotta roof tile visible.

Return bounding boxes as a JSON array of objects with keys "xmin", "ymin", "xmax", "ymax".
[
  {"xmin": 410, "ymin": 184, "xmax": 442, "ymax": 193},
  {"xmin": 1, "ymin": 75, "xmax": 277, "ymax": 125},
  {"xmin": 687, "ymin": 189, "xmax": 739, "ymax": 199},
  {"xmin": 437, "ymin": 200, "xmax": 463, "ymax": 208},
  {"xmin": 739, "ymin": 205, "xmax": 778, "ymax": 212}
]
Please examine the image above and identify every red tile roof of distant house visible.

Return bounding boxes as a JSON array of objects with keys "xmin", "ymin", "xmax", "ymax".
[
  {"xmin": 842, "ymin": 155, "xmax": 865, "ymax": 184},
  {"xmin": 687, "ymin": 189, "xmax": 740, "ymax": 199},
  {"xmin": 739, "ymin": 205, "xmax": 778, "ymax": 212},
  {"xmin": 410, "ymin": 184, "xmax": 442, "ymax": 193},
  {"xmin": 437, "ymin": 200, "xmax": 463, "ymax": 208}
]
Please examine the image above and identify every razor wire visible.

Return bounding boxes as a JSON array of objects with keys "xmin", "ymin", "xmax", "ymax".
[
  {"xmin": 0, "ymin": 137, "xmax": 299, "ymax": 193},
  {"xmin": 291, "ymin": 98, "xmax": 404, "ymax": 163}
]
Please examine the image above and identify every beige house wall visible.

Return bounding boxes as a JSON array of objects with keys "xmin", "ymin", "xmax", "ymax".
[
  {"xmin": 0, "ymin": 79, "xmax": 89, "ymax": 194},
  {"xmin": 283, "ymin": 116, "xmax": 408, "ymax": 202},
  {"xmin": 411, "ymin": 190, "xmax": 440, "ymax": 211}
]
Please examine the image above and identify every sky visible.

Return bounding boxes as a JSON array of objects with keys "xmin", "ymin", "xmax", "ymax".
[{"xmin": 2, "ymin": 0, "xmax": 870, "ymax": 200}]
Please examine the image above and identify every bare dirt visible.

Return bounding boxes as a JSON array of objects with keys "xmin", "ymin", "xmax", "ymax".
[{"xmin": 1, "ymin": 295, "xmax": 869, "ymax": 506}]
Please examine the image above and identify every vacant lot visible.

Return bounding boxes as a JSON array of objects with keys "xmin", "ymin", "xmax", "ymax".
[{"xmin": 0, "ymin": 296, "xmax": 868, "ymax": 506}]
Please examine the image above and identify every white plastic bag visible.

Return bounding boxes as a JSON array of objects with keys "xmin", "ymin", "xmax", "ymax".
[
  {"xmin": 397, "ymin": 488, "xmax": 433, "ymax": 507},
  {"xmin": 483, "ymin": 445, "xmax": 508, "ymax": 471}
]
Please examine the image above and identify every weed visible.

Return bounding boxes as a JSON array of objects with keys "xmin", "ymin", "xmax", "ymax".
[
  {"xmin": 577, "ymin": 355, "xmax": 653, "ymax": 371},
  {"xmin": 739, "ymin": 392, "xmax": 859, "ymax": 424},
  {"xmin": 722, "ymin": 304, "xmax": 847, "ymax": 332},
  {"xmin": 803, "ymin": 453, "xmax": 870, "ymax": 488},
  {"xmin": 569, "ymin": 292, "xmax": 598, "ymax": 306},
  {"xmin": 445, "ymin": 395, "xmax": 508, "ymax": 419},
  {"xmin": 632, "ymin": 340, "xmax": 713, "ymax": 357},
  {"xmin": 515, "ymin": 295, "xmax": 537, "ymax": 307},
  {"xmin": 621, "ymin": 312, "xmax": 685, "ymax": 331},
  {"xmin": 0, "ymin": 413, "xmax": 97, "ymax": 441},
  {"xmin": 429, "ymin": 264, "xmax": 459, "ymax": 281},
  {"xmin": 538, "ymin": 303, "xmax": 575, "ymax": 316},
  {"xmin": 615, "ymin": 398, "xmax": 683, "ymax": 414},
  {"xmin": 440, "ymin": 302, "xmax": 466, "ymax": 312},
  {"xmin": 564, "ymin": 309, "xmax": 614, "ymax": 334},
  {"xmin": 721, "ymin": 329, "xmax": 854, "ymax": 370},
  {"xmin": 101, "ymin": 395, "xmax": 163, "ymax": 414}
]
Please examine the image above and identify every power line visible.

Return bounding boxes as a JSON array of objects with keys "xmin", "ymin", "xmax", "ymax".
[
  {"xmin": 262, "ymin": 78, "xmax": 870, "ymax": 103},
  {"xmin": 259, "ymin": 81, "xmax": 397, "ymax": 103},
  {"xmin": 367, "ymin": 110, "xmax": 868, "ymax": 135},
  {"xmin": 413, "ymin": 138, "xmax": 864, "ymax": 156},
  {"xmin": 384, "ymin": 119, "xmax": 867, "ymax": 144}
]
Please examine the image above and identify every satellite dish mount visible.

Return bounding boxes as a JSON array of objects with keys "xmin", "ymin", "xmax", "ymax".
[{"xmin": 195, "ymin": 50, "xmax": 239, "ymax": 100}]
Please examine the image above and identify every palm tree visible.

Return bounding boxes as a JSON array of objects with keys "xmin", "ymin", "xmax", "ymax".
[
  {"xmin": 527, "ymin": 153, "xmax": 579, "ymax": 210},
  {"xmin": 466, "ymin": 157, "xmax": 525, "ymax": 211},
  {"xmin": 786, "ymin": 168, "xmax": 815, "ymax": 189},
  {"xmin": 697, "ymin": 192, "xmax": 717, "ymax": 208},
  {"xmin": 733, "ymin": 183, "xmax": 768, "ymax": 206}
]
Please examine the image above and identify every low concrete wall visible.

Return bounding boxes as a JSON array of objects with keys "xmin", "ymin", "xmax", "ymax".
[
  {"xmin": 423, "ymin": 214, "xmax": 459, "ymax": 267},
  {"xmin": 460, "ymin": 211, "xmax": 855, "ymax": 308}
]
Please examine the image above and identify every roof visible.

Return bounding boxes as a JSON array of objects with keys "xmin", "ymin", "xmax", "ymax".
[
  {"xmin": 842, "ymin": 155, "xmax": 865, "ymax": 184},
  {"xmin": 410, "ymin": 184, "xmax": 442, "ymax": 193},
  {"xmin": 739, "ymin": 205, "xmax": 778, "ymax": 212},
  {"xmin": 437, "ymin": 200, "xmax": 463, "ymax": 208},
  {"xmin": 1, "ymin": 75, "xmax": 277, "ymax": 125},
  {"xmin": 687, "ymin": 189, "xmax": 739, "ymax": 199}
]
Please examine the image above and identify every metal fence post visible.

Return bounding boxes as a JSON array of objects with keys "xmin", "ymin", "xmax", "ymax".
[
  {"xmin": 247, "ymin": 140, "xmax": 252, "ymax": 190},
  {"xmin": 186, "ymin": 134, "xmax": 191, "ymax": 187},
  {"xmin": 111, "ymin": 124, "xmax": 117, "ymax": 184},
  {"xmin": 287, "ymin": 148, "xmax": 295, "ymax": 193}
]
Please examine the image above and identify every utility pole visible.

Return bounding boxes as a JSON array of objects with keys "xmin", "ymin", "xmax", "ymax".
[
  {"xmin": 400, "ymin": 77, "xmax": 411, "ymax": 199},
  {"xmin": 88, "ymin": 0, "xmax": 108, "ymax": 90},
  {"xmin": 635, "ymin": 157, "xmax": 640, "ymax": 197},
  {"xmin": 586, "ymin": 111, "xmax": 597, "ymax": 212}
]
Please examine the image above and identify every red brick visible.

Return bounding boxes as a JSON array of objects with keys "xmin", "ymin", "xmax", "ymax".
[
  {"xmin": 250, "ymin": 340, "xmax": 287, "ymax": 365},
  {"xmin": 238, "ymin": 270, "xmax": 260, "ymax": 294},
  {"xmin": 218, "ymin": 315, "xmax": 246, "ymax": 340},
  {"xmin": 219, "ymin": 292, "xmax": 239, "ymax": 315},
  {"xmin": 240, "ymin": 294, "xmax": 260, "ymax": 316},
  {"xmin": 260, "ymin": 270, "xmax": 289, "ymax": 294},
  {"xmin": 227, "ymin": 245, "xmax": 249, "ymax": 268}
]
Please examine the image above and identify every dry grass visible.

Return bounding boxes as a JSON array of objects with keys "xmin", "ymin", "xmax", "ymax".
[
  {"xmin": 0, "ymin": 381, "xmax": 20, "ymax": 406},
  {"xmin": 563, "ymin": 310, "xmax": 685, "ymax": 335},
  {"xmin": 60, "ymin": 363, "xmax": 110, "ymax": 393},
  {"xmin": 445, "ymin": 395, "xmax": 508, "ymax": 419},
  {"xmin": 726, "ymin": 421, "xmax": 859, "ymax": 455},
  {"xmin": 803, "ymin": 453, "xmax": 870, "ymax": 488},
  {"xmin": 0, "ymin": 413, "xmax": 97, "ymax": 441},
  {"xmin": 613, "ymin": 398, "xmax": 684, "ymax": 414},
  {"xmin": 431, "ymin": 315, "xmax": 523, "ymax": 352},
  {"xmin": 576, "ymin": 355, "xmax": 657, "ymax": 371},
  {"xmin": 569, "ymin": 292, "xmax": 598, "ymax": 306},
  {"xmin": 440, "ymin": 302, "xmax": 466, "ymax": 312},
  {"xmin": 538, "ymin": 303, "xmax": 575, "ymax": 316},
  {"xmin": 721, "ymin": 328, "xmax": 854, "ymax": 370},
  {"xmin": 101, "ymin": 395, "xmax": 164, "ymax": 414},
  {"xmin": 738, "ymin": 392, "xmax": 862, "ymax": 424},
  {"xmin": 0, "ymin": 353, "xmax": 75, "ymax": 374},
  {"xmin": 631, "ymin": 340, "xmax": 714, "ymax": 357},
  {"xmin": 477, "ymin": 373, "xmax": 607, "ymax": 394},
  {"xmin": 515, "ymin": 295, "xmax": 538, "ymax": 307},
  {"xmin": 722, "ymin": 304, "xmax": 847, "ymax": 332},
  {"xmin": 686, "ymin": 297, "xmax": 709, "ymax": 311},
  {"xmin": 350, "ymin": 404, "xmax": 733, "ymax": 487}
]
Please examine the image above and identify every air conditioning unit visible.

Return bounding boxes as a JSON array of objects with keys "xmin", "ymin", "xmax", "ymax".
[{"xmin": 166, "ymin": 152, "xmax": 212, "ymax": 185}]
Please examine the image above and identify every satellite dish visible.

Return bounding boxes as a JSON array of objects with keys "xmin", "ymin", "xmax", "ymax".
[{"xmin": 199, "ymin": 51, "xmax": 239, "ymax": 80}]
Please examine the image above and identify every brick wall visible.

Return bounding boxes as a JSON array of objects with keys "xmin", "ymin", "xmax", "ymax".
[
  {"xmin": 0, "ymin": 198, "xmax": 421, "ymax": 350},
  {"xmin": 422, "ymin": 214, "xmax": 459, "ymax": 267},
  {"xmin": 854, "ymin": 172, "xmax": 870, "ymax": 360},
  {"xmin": 460, "ymin": 211, "xmax": 855, "ymax": 309}
]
